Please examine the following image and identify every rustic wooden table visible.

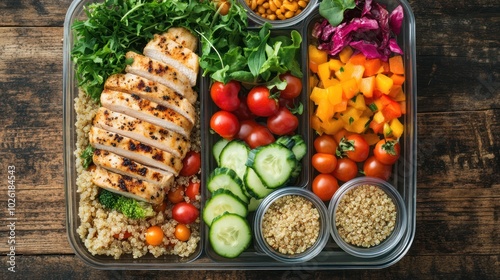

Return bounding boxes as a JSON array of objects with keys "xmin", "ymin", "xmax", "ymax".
[{"xmin": 0, "ymin": 0, "xmax": 498, "ymax": 279}]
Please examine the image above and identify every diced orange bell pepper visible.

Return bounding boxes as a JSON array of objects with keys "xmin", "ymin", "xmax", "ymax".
[
  {"xmin": 389, "ymin": 55, "xmax": 405, "ymax": 75},
  {"xmin": 349, "ymin": 52, "xmax": 367, "ymax": 65},
  {"xmin": 348, "ymin": 94, "xmax": 366, "ymax": 110},
  {"xmin": 327, "ymin": 84, "xmax": 343, "ymax": 105},
  {"xmin": 317, "ymin": 62, "xmax": 331, "ymax": 86},
  {"xmin": 316, "ymin": 99, "xmax": 335, "ymax": 122},
  {"xmin": 345, "ymin": 116, "xmax": 370, "ymax": 134},
  {"xmin": 388, "ymin": 85, "xmax": 403, "ymax": 99},
  {"xmin": 339, "ymin": 46, "xmax": 353, "ymax": 63},
  {"xmin": 361, "ymin": 133, "xmax": 381, "ymax": 146},
  {"xmin": 381, "ymin": 100, "xmax": 402, "ymax": 121},
  {"xmin": 369, "ymin": 119, "xmax": 384, "ymax": 134},
  {"xmin": 363, "ymin": 58, "xmax": 381, "ymax": 77},
  {"xmin": 341, "ymin": 78, "xmax": 359, "ymax": 99},
  {"xmin": 311, "ymin": 115, "xmax": 324, "ymax": 135},
  {"xmin": 333, "ymin": 99, "xmax": 348, "ymax": 112},
  {"xmin": 390, "ymin": 74, "xmax": 405, "ymax": 85},
  {"xmin": 329, "ymin": 59, "xmax": 344, "ymax": 71},
  {"xmin": 309, "ymin": 61, "xmax": 319, "ymax": 73},
  {"xmin": 321, "ymin": 118, "xmax": 344, "ymax": 135},
  {"xmin": 309, "ymin": 45, "xmax": 328, "ymax": 65}
]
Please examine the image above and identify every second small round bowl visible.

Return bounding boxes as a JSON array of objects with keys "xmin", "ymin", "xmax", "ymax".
[
  {"xmin": 253, "ymin": 187, "xmax": 330, "ymax": 263},
  {"xmin": 239, "ymin": 0, "xmax": 319, "ymax": 28},
  {"xmin": 328, "ymin": 177, "xmax": 408, "ymax": 258}
]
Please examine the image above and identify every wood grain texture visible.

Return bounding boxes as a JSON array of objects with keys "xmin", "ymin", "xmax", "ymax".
[{"xmin": 0, "ymin": 0, "xmax": 499, "ymax": 278}]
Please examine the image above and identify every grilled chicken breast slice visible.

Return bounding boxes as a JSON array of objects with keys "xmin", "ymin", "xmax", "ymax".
[
  {"xmin": 89, "ymin": 126, "xmax": 183, "ymax": 175},
  {"xmin": 125, "ymin": 51, "xmax": 197, "ymax": 104},
  {"xmin": 100, "ymin": 90, "xmax": 193, "ymax": 138},
  {"xmin": 164, "ymin": 27, "xmax": 198, "ymax": 51},
  {"xmin": 104, "ymin": 73, "xmax": 196, "ymax": 124},
  {"xmin": 93, "ymin": 107, "xmax": 190, "ymax": 158},
  {"xmin": 93, "ymin": 149, "xmax": 174, "ymax": 188},
  {"xmin": 143, "ymin": 34, "xmax": 199, "ymax": 86},
  {"xmin": 92, "ymin": 166, "xmax": 165, "ymax": 205}
]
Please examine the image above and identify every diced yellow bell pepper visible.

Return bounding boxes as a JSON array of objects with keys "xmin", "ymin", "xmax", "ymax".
[
  {"xmin": 350, "ymin": 64, "xmax": 365, "ymax": 84},
  {"xmin": 375, "ymin": 73, "xmax": 394, "ymax": 94},
  {"xmin": 340, "ymin": 106, "xmax": 362, "ymax": 124},
  {"xmin": 339, "ymin": 46, "xmax": 353, "ymax": 63},
  {"xmin": 311, "ymin": 115, "xmax": 324, "ymax": 135},
  {"xmin": 333, "ymin": 99, "xmax": 348, "ymax": 112},
  {"xmin": 359, "ymin": 76, "xmax": 375, "ymax": 98},
  {"xmin": 329, "ymin": 59, "xmax": 344, "ymax": 71},
  {"xmin": 316, "ymin": 99, "xmax": 335, "ymax": 122},
  {"xmin": 327, "ymin": 84, "xmax": 343, "ymax": 105},
  {"xmin": 323, "ymin": 77, "xmax": 340, "ymax": 88},
  {"xmin": 348, "ymin": 94, "xmax": 366, "ymax": 111},
  {"xmin": 345, "ymin": 116, "xmax": 370, "ymax": 134},
  {"xmin": 321, "ymin": 118, "xmax": 344, "ymax": 135},
  {"xmin": 373, "ymin": 111, "xmax": 386, "ymax": 124},
  {"xmin": 341, "ymin": 78, "xmax": 359, "ymax": 99},
  {"xmin": 317, "ymin": 62, "xmax": 331, "ymax": 86},
  {"xmin": 393, "ymin": 90, "xmax": 406, "ymax": 102},
  {"xmin": 388, "ymin": 85, "xmax": 403, "ymax": 99},
  {"xmin": 389, "ymin": 118, "xmax": 404, "ymax": 138},
  {"xmin": 310, "ymin": 86, "xmax": 326, "ymax": 105},
  {"xmin": 308, "ymin": 45, "xmax": 328, "ymax": 65}
]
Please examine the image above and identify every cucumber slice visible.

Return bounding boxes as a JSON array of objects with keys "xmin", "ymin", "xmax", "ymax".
[
  {"xmin": 290, "ymin": 135, "xmax": 306, "ymax": 161},
  {"xmin": 219, "ymin": 140, "xmax": 250, "ymax": 180},
  {"xmin": 213, "ymin": 138, "xmax": 229, "ymax": 165},
  {"xmin": 243, "ymin": 168, "xmax": 274, "ymax": 199},
  {"xmin": 247, "ymin": 197, "xmax": 263, "ymax": 212},
  {"xmin": 207, "ymin": 167, "xmax": 249, "ymax": 204},
  {"xmin": 275, "ymin": 135, "xmax": 295, "ymax": 149},
  {"xmin": 209, "ymin": 213, "xmax": 251, "ymax": 258},
  {"xmin": 203, "ymin": 189, "xmax": 248, "ymax": 227},
  {"xmin": 246, "ymin": 143, "xmax": 297, "ymax": 189}
]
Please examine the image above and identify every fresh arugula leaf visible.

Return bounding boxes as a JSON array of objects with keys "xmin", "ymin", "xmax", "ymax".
[{"xmin": 319, "ymin": 0, "xmax": 356, "ymax": 27}]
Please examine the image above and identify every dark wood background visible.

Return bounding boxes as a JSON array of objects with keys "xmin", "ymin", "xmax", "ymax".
[{"xmin": 0, "ymin": 0, "xmax": 498, "ymax": 279}]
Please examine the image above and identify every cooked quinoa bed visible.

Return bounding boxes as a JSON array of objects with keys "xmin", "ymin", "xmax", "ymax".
[
  {"xmin": 335, "ymin": 184, "xmax": 396, "ymax": 248},
  {"xmin": 74, "ymin": 90, "xmax": 201, "ymax": 259},
  {"xmin": 262, "ymin": 195, "xmax": 320, "ymax": 255}
]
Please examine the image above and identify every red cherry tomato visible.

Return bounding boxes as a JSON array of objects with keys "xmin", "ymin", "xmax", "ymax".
[
  {"xmin": 314, "ymin": 135, "xmax": 338, "ymax": 154},
  {"xmin": 167, "ymin": 186, "xmax": 185, "ymax": 203},
  {"xmin": 338, "ymin": 134, "xmax": 370, "ymax": 162},
  {"xmin": 245, "ymin": 125, "xmax": 275, "ymax": 149},
  {"xmin": 312, "ymin": 153, "xmax": 337, "ymax": 174},
  {"xmin": 180, "ymin": 151, "xmax": 201, "ymax": 177},
  {"xmin": 267, "ymin": 107, "xmax": 299, "ymax": 135},
  {"xmin": 232, "ymin": 97, "xmax": 255, "ymax": 121},
  {"xmin": 373, "ymin": 139, "xmax": 401, "ymax": 165},
  {"xmin": 278, "ymin": 97, "xmax": 296, "ymax": 108},
  {"xmin": 332, "ymin": 158, "xmax": 358, "ymax": 182},
  {"xmin": 279, "ymin": 73, "xmax": 302, "ymax": 99},
  {"xmin": 363, "ymin": 156, "xmax": 392, "ymax": 181},
  {"xmin": 185, "ymin": 181, "xmax": 200, "ymax": 201},
  {"xmin": 210, "ymin": 110, "xmax": 240, "ymax": 139},
  {"xmin": 246, "ymin": 86, "xmax": 279, "ymax": 117},
  {"xmin": 172, "ymin": 202, "xmax": 199, "ymax": 224},
  {"xmin": 237, "ymin": 119, "xmax": 260, "ymax": 140},
  {"xmin": 210, "ymin": 80, "xmax": 241, "ymax": 111},
  {"xmin": 312, "ymin": 174, "xmax": 339, "ymax": 201}
]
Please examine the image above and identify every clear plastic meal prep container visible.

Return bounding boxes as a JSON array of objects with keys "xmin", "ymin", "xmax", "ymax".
[{"xmin": 63, "ymin": 0, "xmax": 417, "ymax": 270}]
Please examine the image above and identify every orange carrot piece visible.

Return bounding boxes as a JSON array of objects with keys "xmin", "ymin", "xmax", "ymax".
[
  {"xmin": 349, "ymin": 53, "xmax": 366, "ymax": 65},
  {"xmin": 390, "ymin": 74, "xmax": 405, "ymax": 85},
  {"xmin": 363, "ymin": 58, "xmax": 381, "ymax": 77},
  {"xmin": 389, "ymin": 55, "xmax": 405, "ymax": 75}
]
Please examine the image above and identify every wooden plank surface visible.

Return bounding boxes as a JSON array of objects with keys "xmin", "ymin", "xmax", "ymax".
[{"xmin": 0, "ymin": 0, "xmax": 499, "ymax": 278}]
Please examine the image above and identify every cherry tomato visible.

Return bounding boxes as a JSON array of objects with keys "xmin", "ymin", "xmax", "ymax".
[
  {"xmin": 246, "ymin": 86, "xmax": 279, "ymax": 117},
  {"xmin": 333, "ymin": 129, "xmax": 353, "ymax": 144},
  {"xmin": 180, "ymin": 151, "xmax": 201, "ymax": 177},
  {"xmin": 172, "ymin": 202, "xmax": 199, "ymax": 224},
  {"xmin": 278, "ymin": 97, "xmax": 296, "ymax": 108},
  {"xmin": 210, "ymin": 110, "xmax": 240, "ymax": 139},
  {"xmin": 174, "ymin": 224, "xmax": 191, "ymax": 241},
  {"xmin": 185, "ymin": 181, "xmax": 200, "ymax": 201},
  {"xmin": 338, "ymin": 134, "xmax": 370, "ymax": 162},
  {"xmin": 312, "ymin": 153, "xmax": 337, "ymax": 174},
  {"xmin": 145, "ymin": 225, "xmax": 164, "ymax": 246},
  {"xmin": 245, "ymin": 125, "xmax": 275, "ymax": 149},
  {"xmin": 332, "ymin": 158, "xmax": 358, "ymax": 182},
  {"xmin": 279, "ymin": 73, "xmax": 302, "ymax": 99},
  {"xmin": 312, "ymin": 174, "xmax": 339, "ymax": 201},
  {"xmin": 363, "ymin": 156, "xmax": 392, "ymax": 181},
  {"xmin": 267, "ymin": 107, "xmax": 298, "ymax": 135},
  {"xmin": 210, "ymin": 80, "xmax": 241, "ymax": 111},
  {"xmin": 153, "ymin": 200, "xmax": 167, "ymax": 213},
  {"xmin": 374, "ymin": 139, "xmax": 401, "ymax": 165},
  {"xmin": 167, "ymin": 186, "xmax": 185, "ymax": 204},
  {"xmin": 314, "ymin": 135, "xmax": 338, "ymax": 154},
  {"xmin": 232, "ymin": 97, "xmax": 255, "ymax": 120},
  {"xmin": 237, "ymin": 119, "xmax": 259, "ymax": 140}
]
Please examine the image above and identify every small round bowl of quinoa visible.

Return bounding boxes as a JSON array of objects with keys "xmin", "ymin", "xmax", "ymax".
[
  {"xmin": 239, "ymin": 0, "xmax": 318, "ymax": 28},
  {"xmin": 328, "ymin": 177, "xmax": 407, "ymax": 258},
  {"xmin": 253, "ymin": 187, "xmax": 329, "ymax": 263}
]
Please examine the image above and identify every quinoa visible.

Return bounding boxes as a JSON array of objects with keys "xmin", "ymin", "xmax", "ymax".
[
  {"xmin": 74, "ymin": 89, "xmax": 201, "ymax": 259},
  {"xmin": 262, "ymin": 195, "xmax": 320, "ymax": 255},
  {"xmin": 335, "ymin": 184, "xmax": 397, "ymax": 248}
]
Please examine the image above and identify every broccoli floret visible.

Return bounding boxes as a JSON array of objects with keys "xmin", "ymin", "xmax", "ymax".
[
  {"xmin": 98, "ymin": 189, "xmax": 154, "ymax": 219},
  {"xmin": 80, "ymin": 145, "xmax": 95, "ymax": 169},
  {"xmin": 98, "ymin": 189, "xmax": 119, "ymax": 209}
]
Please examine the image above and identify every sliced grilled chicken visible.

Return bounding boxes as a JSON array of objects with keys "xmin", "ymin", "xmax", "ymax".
[
  {"xmin": 164, "ymin": 27, "xmax": 198, "ymax": 52},
  {"xmin": 93, "ymin": 107, "xmax": 190, "ymax": 158},
  {"xmin": 100, "ymin": 89, "xmax": 193, "ymax": 138},
  {"xmin": 143, "ymin": 34, "xmax": 199, "ymax": 86},
  {"xmin": 125, "ymin": 51, "xmax": 197, "ymax": 104},
  {"xmin": 104, "ymin": 73, "xmax": 196, "ymax": 124},
  {"xmin": 93, "ymin": 149, "xmax": 174, "ymax": 188},
  {"xmin": 89, "ymin": 126, "xmax": 183, "ymax": 175},
  {"xmin": 92, "ymin": 166, "xmax": 165, "ymax": 205}
]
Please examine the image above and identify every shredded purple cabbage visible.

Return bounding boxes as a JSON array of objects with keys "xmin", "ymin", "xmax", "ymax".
[{"xmin": 313, "ymin": 0, "xmax": 404, "ymax": 61}]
